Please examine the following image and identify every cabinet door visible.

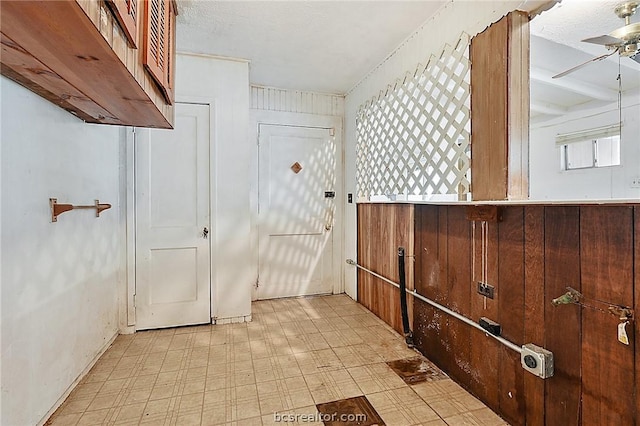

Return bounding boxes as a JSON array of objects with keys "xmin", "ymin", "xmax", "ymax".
[
  {"xmin": 143, "ymin": 0, "xmax": 175, "ymax": 104},
  {"xmin": 107, "ymin": 0, "xmax": 138, "ymax": 47}
]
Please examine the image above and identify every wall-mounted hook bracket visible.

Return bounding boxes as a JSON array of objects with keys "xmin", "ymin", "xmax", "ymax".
[{"xmin": 50, "ymin": 198, "xmax": 112, "ymax": 222}]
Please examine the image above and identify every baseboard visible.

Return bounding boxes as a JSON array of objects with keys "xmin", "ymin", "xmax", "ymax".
[
  {"xmin": 119, "ymin": 325, "xmax": 135, "ymax": 335},
  {"xmin": 38, "ymin": 331, "xmax": 119, "ymax": 426},
  {"xmin": 214, "ymin": 314, "xmax": 252, "ymax": 324}
]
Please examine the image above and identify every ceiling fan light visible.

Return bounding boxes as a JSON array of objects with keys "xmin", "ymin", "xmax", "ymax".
[{"xmin": 609, "ymin": 22, "xmax": 640, "ymax": 42}]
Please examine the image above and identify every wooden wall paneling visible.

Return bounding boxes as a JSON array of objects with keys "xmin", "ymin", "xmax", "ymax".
[
  {"xmin": 468, "ymin": 216, "xmax": 500, "ymax": 407},
  {"xmin": 435, "ymin": 207, "xmax": 451, "ymax": 373},
  {"xmin": 372, "ymin": 203, "xmax": 390, "ymax": 322},
  {"xmin": 360, "ymin": 204, "xmax": 376, "ymax": 314},
  {"xmin": 523, "ymin": 206, "xmax": 545, "ymax": 426},
  {"xmin": 379, "ymin": 204, "xmax": 395, "ymax": 330},
  {"xmin": 544, "ymin": 206, "xmax": 581, "ymax": 426},
  {"xmin": 580, "ymin": 206, "xmax": 635, "ymax": 425},
  {"xmin": 356, "ymin": 204, "xmax": 365, "ymax": 306},
  {"xmin": 356, "ymin": 204, "xmax": 413, "ymax": 334},
  {"xmin": 250, "ymin": 86, "xmax": 345, "ymax": 117},
  {"xmin": 397, "ymin": 204, "xmax": 415, "ymax": 330},
  {"xmin": 470, "ymin": 12, "xmax": 529, "ymax": 200},
  {"xmin": 634, "ymin": 206, "xmax": 640, "ymax": 424},
  {"xmin": 357, "ymin": 203, "xmax": 372, "ymax": 312},
  {"xmin": 99, "ymin": 4, "xmax": 114, "ymax": 46},
  {"xmin": 444, "ymin": 206, "xmax": 472, "ymax": 385},
  {"xmin": 414, "ymin": 205, "xmax": 448, "ymax": 368},
  {"xmin": 497, "ymin": 207, "xmax": 526, "ymax": 425},
  {"xmin": 470, "ymin": 16, "xmax": 507, "ymax": 201},
  {"xmin": 388, "ymin": 204, "xmax": 415, "ymax": 333}
]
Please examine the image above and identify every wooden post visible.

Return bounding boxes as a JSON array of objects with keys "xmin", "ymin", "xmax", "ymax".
[{"xmin": 470, "ymin": 11, "xmax": 530, "ymax": 200}]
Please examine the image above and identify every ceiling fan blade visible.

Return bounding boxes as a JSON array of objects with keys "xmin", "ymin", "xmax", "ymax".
[
  {"xmin": 582, "ymin": 34, "xmax": 624, "ymax": 46},
  {"xmin": 631, "ymin": 52, "xmax": 640, "ymax": 64},
  {"xmin": 552, "ymin": 50, "xmax": 618, "ymax": 79}
]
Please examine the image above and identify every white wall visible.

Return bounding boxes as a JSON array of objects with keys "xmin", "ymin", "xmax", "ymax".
[
  {"xmin": 530, "ymin": 101, "xmax": 640, "ymax": 200},
  {"xmin": 343, "ymin": 0, "xmax": 528, "ymax": 298},
  {"xmin": 175, "ymin": 53, "xmax": 252, "ymax": 322},
  {"xmin": 1, "ymin": 77, "xmax": 124, "ymax": 425}
]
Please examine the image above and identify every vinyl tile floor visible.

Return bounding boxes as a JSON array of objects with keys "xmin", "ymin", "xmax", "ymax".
[{"xmin": 46, "ymin": 294, "xmax": 508, "ymax": 426}]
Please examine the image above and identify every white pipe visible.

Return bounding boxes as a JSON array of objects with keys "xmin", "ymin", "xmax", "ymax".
[
  {"xmin": 346, "ymin": 259, "xmax": 400, "ymax": 290},
  {"xmin": 346, "ymin": 259, "xmax": 523, "ymax": 354}
]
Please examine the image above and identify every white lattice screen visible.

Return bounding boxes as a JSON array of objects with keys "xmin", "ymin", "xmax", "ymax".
[{"xmin": 356, "ymin": 33, "xmax": 471, "ymax": 201}]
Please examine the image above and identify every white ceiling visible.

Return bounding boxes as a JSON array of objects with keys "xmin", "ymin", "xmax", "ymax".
[
  {"xmin": 530, "ymin": 0, "xmax": 640, "ymax": 125},
  {"xmin": 174, "ymin": 0, "xmax": 640, "ymax": 121},
  {"xmin": 176, "ymin": 0, "xmax": 447, "ymax": 94}
]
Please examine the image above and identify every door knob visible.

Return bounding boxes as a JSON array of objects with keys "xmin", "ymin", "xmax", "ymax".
[{"xmin": 202, "ymin": 227, "xmax": 209, "ymax": 239}]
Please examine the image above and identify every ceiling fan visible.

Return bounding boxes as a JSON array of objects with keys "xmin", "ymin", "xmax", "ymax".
[{"xmin": 553, "ymin": 1, "xmax": 640, "ymax": 78}]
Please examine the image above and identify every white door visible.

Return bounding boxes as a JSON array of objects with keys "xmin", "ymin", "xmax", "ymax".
[
  {"xmin": 135, "ymin": 103, "xmax": 211, "ymax": 330},
  {"xmin": 258, "ymin": 124, "xmax": 336, "ymax": 299}
]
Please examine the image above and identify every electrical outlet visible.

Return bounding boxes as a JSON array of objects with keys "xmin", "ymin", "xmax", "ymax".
[
  {"xmin": 631, "ymin": 177, "xmax": 640, "ymax": 188},
  {"xmin": 477, "ymin": 282, "xmax": 495, "ymax": 299},
  {"xmin": 521, "ymin": 344, "xmax": 554, "ymax": 379}
]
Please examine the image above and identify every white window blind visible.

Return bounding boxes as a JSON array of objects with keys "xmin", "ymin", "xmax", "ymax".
[{"xmin": 555, "ymin": 124, "xmax": 621, "ymax": 146}]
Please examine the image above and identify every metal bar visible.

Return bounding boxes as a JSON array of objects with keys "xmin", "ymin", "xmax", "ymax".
[
  {"xmin": 346, "ymin": 259, "xmax": 400, "ymax": 289},
  {"xmin": 346, "ymin": 258, "xmax": 523, "ymax": 354}
]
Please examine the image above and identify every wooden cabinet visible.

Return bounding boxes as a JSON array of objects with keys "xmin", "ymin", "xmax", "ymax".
[{"xmin": 0, "ymin": 0, "xmax": 177, "ymax": 129}]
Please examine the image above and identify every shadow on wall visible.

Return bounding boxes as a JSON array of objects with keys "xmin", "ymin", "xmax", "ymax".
[{"xmin": 257, "ymin": 128, "xmax": 336, "ymax": 299}]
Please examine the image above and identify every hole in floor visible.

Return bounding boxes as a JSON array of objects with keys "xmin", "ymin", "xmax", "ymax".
[
  {"xmin": 316, "ymin": 395, "xmax": 385, "ymax": 425},
  {"xmin": 387, "ymin": 356, "xmax": 449, "ymax": 385}
]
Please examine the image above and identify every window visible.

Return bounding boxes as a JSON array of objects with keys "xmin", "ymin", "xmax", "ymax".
[{"xmin": 557, "ymin": 125, "xmax": 621, "ymax": 171}]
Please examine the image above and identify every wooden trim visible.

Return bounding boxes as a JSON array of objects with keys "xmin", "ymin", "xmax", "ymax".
[
  {"xmin": 634, "ymin": 206, "xmax": 640, "ymax": 424},
  {"xmin": 507, "ymin": 11, "xmax": 530, "ymax": 199},
  {"xmin": 163, "ymin": 2, "xmax": 175, "ymax": 105},
  {"xmin": 466, "ymin": 205, "xmax": 503, "ymax": 222}
]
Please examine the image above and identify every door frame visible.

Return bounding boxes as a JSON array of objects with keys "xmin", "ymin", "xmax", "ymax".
[
  {"xmin": 125, "ymin": 97, "xmax": 217, "ymax": 329},
  {"xmin": 249, "ymin": 110, "xmax": 344, "ymax": 300}
]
